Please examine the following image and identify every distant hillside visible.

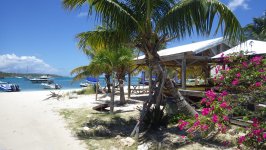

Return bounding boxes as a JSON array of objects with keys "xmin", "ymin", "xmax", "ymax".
[{"xmin": 0, "ymin": 71, "xmax": 62, "ymax": 78}]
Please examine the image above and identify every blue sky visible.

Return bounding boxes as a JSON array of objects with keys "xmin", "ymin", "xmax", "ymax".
[{"xmin": 0, "ymin": 0, "xmax": 265, "ymax": 76}]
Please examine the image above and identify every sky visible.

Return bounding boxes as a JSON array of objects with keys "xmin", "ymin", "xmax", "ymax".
[{"xmin": 0, "ymin": 0, "xmax": 265, "ymax": 76}]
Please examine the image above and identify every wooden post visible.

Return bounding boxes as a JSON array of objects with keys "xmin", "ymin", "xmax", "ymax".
[
  {"xmin": 128, "ymin": 72, "xmax": 131, "ymax": 100},
  {"xmin": 181, "ymin": 58, "xmax": 186, "ymax": 89},
  {"xmin": 95, "ymin": 82, "xmax": 98, "ymax": 101}
]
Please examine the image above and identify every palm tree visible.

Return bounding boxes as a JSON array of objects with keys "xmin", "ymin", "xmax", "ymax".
[
  {"xmin": 72, "ymin": 47, "xmax": 134, "ymax": 105},
  {"xmin": 112, "ymin": 47, "xmax": 134, "ymax": 105},
  {"xmin": 243, "ymin": 12, "xmax": 266, "ymax": 41},
  {"xmin": 63, "ymin": 0, "xmax": 243, "ymax": 130}
]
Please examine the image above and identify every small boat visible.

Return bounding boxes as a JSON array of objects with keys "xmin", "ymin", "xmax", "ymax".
[
  {"xmin": 0, "ymin": 81, "xmax": 20, "ymax": 92},
  {"xmin": 41, "ymin": 81, "xmax": 61, "ymax": 89},
  {"xmin": 80, "ymin": 77, "xmax": 98, "ymax": 87},
  {"xmin": 15, "ymin": 76, "xmax": 23, "ymax": 79},
  {"xmin": 30, "ymin": 75, "xmax": 51, "ymax": 83},
  {"xmin": 80, "ymin": 81, "xmax": 90, "ymax": 87}
]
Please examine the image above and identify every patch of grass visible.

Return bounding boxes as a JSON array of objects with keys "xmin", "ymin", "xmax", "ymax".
[
  {"xmin": 59, "ymin": 108, "xmax": 138, "ymax": 150},
  {"xmin": 73, "ymin": 87, "xmax": 95, "ymax": 95}
]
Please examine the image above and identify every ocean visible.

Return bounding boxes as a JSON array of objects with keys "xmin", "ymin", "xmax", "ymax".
[{"xmin": 0, "ymin": 76, "xmax": 141, "ymax": 91}]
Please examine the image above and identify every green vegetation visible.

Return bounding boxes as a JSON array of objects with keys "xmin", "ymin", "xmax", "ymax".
[
  {"xmin": 243, "ymin": 11, "xmax": 266, "ymax": 41},
  {"xmin": 0, "ymin": 71, "xmax": 61, "ymax": 78},
  {"xmin": 63, "ymin": 0, "xmax": 243, "ymax": 130},
  {"xmin": 73, "ymin": 87, "xmax": 95, "ymax": 95}
]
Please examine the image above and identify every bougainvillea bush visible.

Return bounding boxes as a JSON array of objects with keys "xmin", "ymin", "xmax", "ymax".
[{"xmin": 178, "ymin": 51, "xmax": 266, "ymax": 149}]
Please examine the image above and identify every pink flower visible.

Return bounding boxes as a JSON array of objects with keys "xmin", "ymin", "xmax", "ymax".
[
  {"xmin": 219, "ymin": 124, "xmax": 227, "ymax": 133},
  {"xmin": 251, "ymin": 56, "xmax": 263, "ymax": 65},
  {"xmin": 257, "ymin": 137, "xmax": 262, "ymax": 142},
  {"xmin": 178, "ymin": 120, "xmax": 189, "ymax": 130},
  {"xmin": 193, "ymin": 120, "xmax": 200, "ymax": 127},
  {"xmin": 236, "ymin": 73, "xmax": 241, "ymax": 78},
  {"xmin": 215, "ymin": 67, "xmax": 220, "ymax": 74},
  {"xmin": 259, "ymin": 68, "xmax": 264, "ymax": 72},
  {"xmin": 232, "ymin": 78, "xmax": 239, "ymax": 86},
  {"xmin": 238, "ymin": 136, "xmax": 246, "ymax": 144},
  {"xmin": 205, "ymin": 90, "xmax": 216, "ymax": 101},
  {"xmin": 195, "ymin": 114, "xmax": 199, "ymax": 119},
  {"xmin": 263, "ymin": 133, "xmax": 266, "ymax": 139},
  {"xmin": 212, "ymin": 114, "xmax": 218, "ymax": 123},
  {"xmin": 221, "ymin": 91, "xmax": 228, "ymax": 97},
  {"xmin": 252, "ymin": 118, "xmax": 259, "ymax": 128},
  {"xmin": 255, "ymin": 82, "xmax": 262, "ymax": 87},
  {"xmin": 221, "ymin": 91, "xmax": 228, "ymax": 96},
  {"xmin": 202, "ymin": 108, "xmax": 211, "ymax": 116},
  {"xmin": 225, "ymin": 67, "xmax": 230, "ymax": 71},
  {"xmin": 242, "ymin": 62, "xmax": 248, "ymax": 68},
  {"xmin": 201, "ymin": 98, "xmax": 207, "ymax": 104},
  {"xmin": 217, "ymin": 97, "xmax": 222, "ymax": 101},
  {"xmin": 219, "ymin": 75, "xmax": 224, "ymax": 80},
  {"xmin": 220, "ymin": 101, "xmax": 228, "ymax": 108},
  {"xmin": 252, "ymin": 129, "xmax": 262, "ymax": 136},
  {"xmin": 223, "ymin": 115, "xmax": 229, "ymax": 121},
  {"xmin": 200, "ymin": 124, "xmax": 209, "ymax": 131}
]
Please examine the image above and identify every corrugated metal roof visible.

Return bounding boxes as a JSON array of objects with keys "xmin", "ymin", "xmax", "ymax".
[
  {"xmin": 135, "ymin": 37, "xmax": 224, "ymax": 60},
  {"xmin": 212, "ymin": 40, "xmax": 266, "ymax": 58}
]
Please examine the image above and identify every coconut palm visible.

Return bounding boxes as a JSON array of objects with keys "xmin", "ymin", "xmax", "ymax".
[
  {"xmin": 243, "ymin": 12, "xmax": 266, "ymax": 41},
  {"xmin": 72, "ymin": 47, "xmax": 134, "ymax": 105},
  {"xmin": 63, "ymin": 0, "xmax": 243, "ymax": 130}
]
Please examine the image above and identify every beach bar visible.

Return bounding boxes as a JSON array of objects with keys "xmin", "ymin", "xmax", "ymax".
[{"xmin": 133, "ymin": 37, "xmax": 231, "ymax": 91}]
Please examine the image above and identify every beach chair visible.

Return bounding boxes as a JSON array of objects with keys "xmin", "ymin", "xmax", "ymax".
[{"xmin": 130, "ymin": 77, "xmax": 140, "ymax": 94}]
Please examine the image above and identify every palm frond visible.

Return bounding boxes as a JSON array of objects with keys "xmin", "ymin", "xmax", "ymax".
[
  {"xmin": 156, "ymin": 0, "xmax": 243, "ymax": 42},
  {"xmin": 62, "ymin": 0, "xmax": 87, "ymax": 10}
]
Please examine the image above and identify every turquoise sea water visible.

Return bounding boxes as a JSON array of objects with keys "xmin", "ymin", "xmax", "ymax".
[
  {"xmin": 0, "ymin": 77, "xmax": 82, "ymax": 91},
  {"xmin": 0, "ymin": 77, "xmax": 141, "ymax": 91}
]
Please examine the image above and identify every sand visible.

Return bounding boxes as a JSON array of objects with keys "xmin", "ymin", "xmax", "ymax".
[
  {"xmin": 0, "ymin": 89, "xmax": 91, "ymax": 150},
  {"xmin": 0, "ymin": 88, "xmax": 143, "ymax": 150}
]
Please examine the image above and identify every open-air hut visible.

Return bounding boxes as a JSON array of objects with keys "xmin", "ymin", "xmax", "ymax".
[{"xmin": 133, "ymin": 37, "xmax": 232, "ymax": 91}]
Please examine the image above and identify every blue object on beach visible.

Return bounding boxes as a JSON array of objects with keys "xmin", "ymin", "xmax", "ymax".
[{"xmin": 86, "ymin": 77, "xmax": 99, "ymax": 83}]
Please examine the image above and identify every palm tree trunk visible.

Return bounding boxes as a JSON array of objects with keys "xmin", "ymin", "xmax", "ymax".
[
  {"xmin": 110, "ymin": 72, "xmax": 115, "ymax": 113},
  {"xmin": 105, "ymin": 74, "xmax": 111, "ymax": 93},
  {"xmin": 131, "ymin": 55, "xmax": 198, "ymax": 136},
  {"xmin": 118, "ymin": 79, "xmax": 126, "ymax": 105},
  {"xmin": 151, "ymin": 58, "xmax": 198, "ymax": 116}
]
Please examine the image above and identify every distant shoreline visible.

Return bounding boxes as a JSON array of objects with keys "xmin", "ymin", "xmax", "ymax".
[{"xmin": 0, "ymin": 71, "xmax": 64, "ymax": 78}]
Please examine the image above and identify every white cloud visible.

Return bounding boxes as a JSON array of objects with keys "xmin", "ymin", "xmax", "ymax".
[
  {"xmin": 0, "ymin": 54, "xmax": 58, "ymax": 74},
  {"xmin": 228, "ymin": 0, "xmax": 249, "ymax": 11},
  {"xmin": 77, "ymin": 12, "xmax": 87, "ymax": 18}
]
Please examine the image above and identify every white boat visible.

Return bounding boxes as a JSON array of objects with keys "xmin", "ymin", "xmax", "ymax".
[
  {"xmin": 80, "ymin": 82, "xmax": 90, "ymax": 87},
  {"xmin": 41, "ymin": 82, "xmax": 61, "ymax": 89},
  {"xmin": 30, "ymin": 75, "xmax": 51, "ymax": 83},
  {"xmin": 0, "ymin": 81, "xmax": 20, "ymax": 92},
  {"xmin": 15, "ymin": 76, "xmax": 23, "ymax": 79}
]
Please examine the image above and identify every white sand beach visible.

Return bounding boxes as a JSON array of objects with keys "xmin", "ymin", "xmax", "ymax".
[
  {"xmin": 0, "ymin": 89, "xmax": 91, "ymax": 150},
  {"xmin": 0, "ymin": 88, "xmax": 144, "ymax": 150}
]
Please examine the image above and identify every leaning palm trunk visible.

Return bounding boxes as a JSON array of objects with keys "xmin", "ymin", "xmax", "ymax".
[
  {"xmin": 131, "ymin": 52, "xmax": 198, "ymax": 136},
  {"xmin": 118, "ymin": 79, "xmax": 126, "ymax": 105}
]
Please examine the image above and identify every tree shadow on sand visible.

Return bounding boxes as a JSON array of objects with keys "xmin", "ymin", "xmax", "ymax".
[{"xmin": 77, "ymin": 115, "xmax": 137, "ymax": 139}]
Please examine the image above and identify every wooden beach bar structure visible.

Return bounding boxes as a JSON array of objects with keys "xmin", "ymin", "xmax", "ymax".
[{"xmin": 131, "ymin": 37, "xmax": 231, "ymax": 92}]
